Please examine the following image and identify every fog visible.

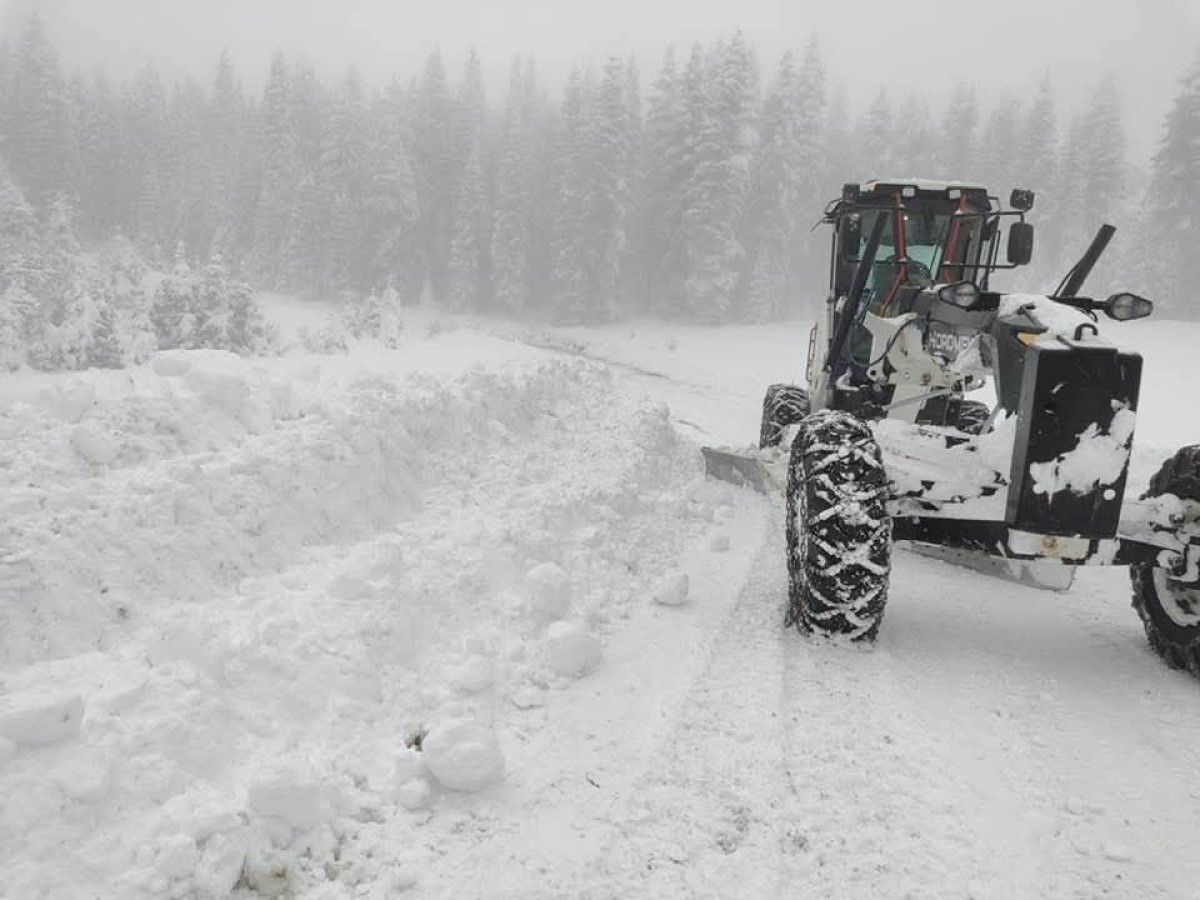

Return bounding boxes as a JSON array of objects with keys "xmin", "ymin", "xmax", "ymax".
[{"xmin": 5, "ymin": 0, "xmax": 1199, "ymax": 159}]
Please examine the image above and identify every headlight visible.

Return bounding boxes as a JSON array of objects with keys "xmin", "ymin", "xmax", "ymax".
[
  {"xmin": 1104, "ymin": 292, "xmax": 1153, "ymax": 321},
  {"xmin": 937, "ymin": 281, "xmax": 980, "ymax": 309}
]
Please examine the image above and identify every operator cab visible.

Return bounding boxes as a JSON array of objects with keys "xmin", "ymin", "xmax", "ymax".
[{"xmin": 823, "ymin": 178, "xmax": 1036, "ymax": 384}]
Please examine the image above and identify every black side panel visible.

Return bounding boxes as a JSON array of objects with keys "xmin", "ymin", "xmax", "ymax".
[{"xmin": 1006, "ymin": 342, "xmax": 1142, "ymax": 537}]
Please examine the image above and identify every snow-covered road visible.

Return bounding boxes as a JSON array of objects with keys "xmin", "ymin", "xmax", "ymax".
[{"xmin": 1, "ymin": 314, "xmax": 1198, "ymax": 899}]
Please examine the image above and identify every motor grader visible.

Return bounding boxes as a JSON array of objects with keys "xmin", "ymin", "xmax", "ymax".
[{"xmin": 703, "ymin": 178, "xmax": 1200, "ymax": 677}]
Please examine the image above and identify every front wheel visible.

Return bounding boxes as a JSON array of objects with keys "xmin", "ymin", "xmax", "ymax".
[
  {"xmin": 1131, "ymin": 445, "xmax": 1200, "ymax": 675},
  {"xmin": 759, "ymin": 383, "xmax": 810, "ymax": 449},
  {"xmin": 785, "ymin": 410, "xmax": 892, "ymax": 640}
]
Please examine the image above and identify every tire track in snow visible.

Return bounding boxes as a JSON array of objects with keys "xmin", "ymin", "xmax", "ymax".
[
  {"xmin": 539, "ymin": 510, "xmax": 796, "ymax": 900},
  {"xmin": 413, "ymin": 498, "xmax": 772, "ymax": 898},
  {"xmin": 776, "ymin": 549, "xmax": 1200, "ymax": 900}
]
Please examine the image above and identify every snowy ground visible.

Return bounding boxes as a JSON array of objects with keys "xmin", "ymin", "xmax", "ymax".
[{"xmin": 1, "ymin": 306, "xmax": 1198, "ymax": 899}]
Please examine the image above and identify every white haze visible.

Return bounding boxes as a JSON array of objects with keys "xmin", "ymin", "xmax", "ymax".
[{"xmin": 4, "ymin": 0, "xmax": 1199, "ymax": 161}]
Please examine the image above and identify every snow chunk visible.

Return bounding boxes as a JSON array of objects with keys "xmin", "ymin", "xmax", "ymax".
[
  {"xmin": 450, "ymin": 656, "xmax": 494, "ymax": 694},
  {"xmin": 396, "ymin": 778, "xmax": 432, "ymax": 810},
  {"xmin": 70, "ymin": 422, "xmax": 118, "ymax": 465},
  {"xmin": 194, "ymin": 832, "xmax": 248, "ymax": 897},
  {"xmin": 393, "ymin": 747, "xmax": 427, "ymax": 786},
  {"xmin": 421, "ymin": 719, "xmax": 505, "ymax": 792},
  {"xmin": 156, "ymin": 834, "xmax": 200, "ymax": 879},
  {"xmin": 0, "ymin": 691, "xmax": 85, "ymax": 746},
  {"xmin": 653, "ymin": 571, "xmax": 690, "ymax": 607},
  {"xmin": 1102, "ymin": 841, "xmax": 1133, "ymax": 862},
  {"xmin": 247, "ymin": 769, "xmax": 327, "ymax": 829},
  {"xmin": 524, "ymin": 562, "xmax": 570, "ymax": 623},
  {"xmin": 542, "ymin": 621, "xmax": 602, "ymax": 677}
]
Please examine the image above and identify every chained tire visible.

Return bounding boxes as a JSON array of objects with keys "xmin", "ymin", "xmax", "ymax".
[
  {"xmin": 785, "ymin": 409, "xmax": 892, "ymax": 640},
  {"xmin": 1130, "ymin": 445, "xmax": 1200, "ymax": 676},
  {"xmin": 759, "ymin": 383, "xmax": 811, "ymax": 449},
  {"xmin": 955, "ymin": 399, "xmax": 991, "ymax": 435}
]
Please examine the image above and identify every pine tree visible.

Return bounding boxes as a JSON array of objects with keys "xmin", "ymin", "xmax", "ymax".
[
  {"xmin": 410, "ymin": 49, "xmax": 455, "ymax": 304},
  {"xmin": 680, "ymin": 35, "xmax": 757, "ymax": 322},
  {"xmin": 78, "ymin": 70, "xmax": 128, "ymax": 236},
  {"xmin": 88, "ymin": 293, "xmax": 125, "ymax": 369},
  {"xmin": 249, "ymin": 54, "xmax": 294, "ymax": 284},
  {"xmin": 492, "ymin": 58, "xmax": 535, "ymax": 315},
  {"xmin": 789, "ymin": 37, "xmax": 828, "ymax": 303},
  {"xmin": 740, "ymin": 52, "xmax": 803, "ymax": 321},
  {"xmin": 364, "ymin": 79, "xmax": 422, "ymax": 297},
  {"xmin": 446, "ymin": 141, "xmax": 490, "ymax": 312},
  {"xmin": 1139, "ymin": 51, "xmax": 1200, "ymax": 317},
  {"xmin": 151, "ymin": 244, "xmax": 196, "ymax": 349},
  {"xmin": 548, "ymin": 67, "xmax": 591, "ymax": 323},
  {"xmin": 580, "ymin": 56, "xmax": 631, "ymax": 320},
  {"xmin": 8, "ymin": 14, "xmax": 75, "ymax": 204},
  {"xmin": 635, "ymin": 48, "xmax": 691, "ymax": 316},
  {"xmin": 858, "ymin": 89, "xmax": 894, "ymax": 178},
  {"xmin": 938, "ymin": 84, "xmax": 979, "ymax": 177},
  {"xmin": 977, "ymin": 94, "xmax": 1021, "ymax": 191}
]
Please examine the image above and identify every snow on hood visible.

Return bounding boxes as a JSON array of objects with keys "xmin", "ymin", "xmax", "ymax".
[{"xmin": 997, "ymin": 294, "xmax": 1099, "ymax": 340}]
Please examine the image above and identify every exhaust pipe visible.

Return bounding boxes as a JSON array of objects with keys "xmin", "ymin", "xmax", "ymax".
[{"xmin": 1056, "ymin": 224, "xmax": 1115, "ymax": 298}]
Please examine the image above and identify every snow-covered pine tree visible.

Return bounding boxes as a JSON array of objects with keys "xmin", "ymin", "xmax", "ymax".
[
  {"xmin": 740, "ymin": 51, "xmax": 802, "ymax": 322},
  {"xmin": 151, "ymin": 243, "xmax": 196, "ymax": 349},
  {"xmin": 978, "ymin": 95, "xmax": 1022, "ymax": 199},
  {"xmin": 634, "ymin": 48, "xmax": 691, "ymax": 316},
  {"xmin": 446, "ymin": 141, "xmax": 489, "ymax": 313},
  {"xmin": 194, "ymin": 254, "xmax": 233, "ymax": 349},
  {"xmin": 788, "ymin": 36, "xmax": 827, "ymax": 304},
  {"xmin": 1078, "ymin": 74, "xmax": 1127, "ymax": 233},
  {"xmin": 410, "ymin": 49, "xmax": 455, "ymax": 305},
  {"xmin": 1136, "ymin": 51, "xmax": 1200, "ymax": 318},
  {"xmin": 680, "ymin": 34, "xmax": 757, "ymax": 323},
  {"xmin": 7, "ymin": 13, "xmax": 75, "ymax": 205},
  {"xmin": 88, "ymin": 288, "xmax": 125, "ymax": 369},
  {"xmin": 78, "ymin": 71, "xmax": 129, "ymax": 238},
  {"xmin": 444, "ymin": 52, "xmax": 491, "ymax": 313},
  {"xmin": 364, "ymin": 79, "xmax": 422, "ymax": 298},
  {"xmin": 579, "ymin": 55, "xmax": 631, "ymax": 322},
  {"xmin": 249, "ymin": 54, "xmax": 294, "ymax": 285},
  {"xmin": 1015, "ymin": 75, "xmax": 1059, "ymax": 286},
  {"xmin": 938, "ymin": 84, "xmax": 979, "ymax": 179},
  {"xmin": 491, "ymin": 58, "xmax": 535, "ymax": 315},
  {"xmin": 858, "ymin": 89, "xmax": 894, "ymax": 180},
  {"xmin": 125, "ymin": 64, "xmax": 172, "ymax": 256},
  {"xmin": 547, "ymin": 67, "xmax": 591, "ymax": 323}
]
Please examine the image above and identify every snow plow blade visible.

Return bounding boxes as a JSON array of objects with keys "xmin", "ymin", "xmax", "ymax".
[
  {"xmin": 905, "ymin": 542, "xmax": 1076, "ymax": 592},
  {"xmin": 701, "ymin": 447, "xmax": 786, "ymax": 493}
]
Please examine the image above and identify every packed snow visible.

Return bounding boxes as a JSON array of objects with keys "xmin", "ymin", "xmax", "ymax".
[{"xmin": 2, "ymin": 305, "xmax": 1200, "ymax": 899}]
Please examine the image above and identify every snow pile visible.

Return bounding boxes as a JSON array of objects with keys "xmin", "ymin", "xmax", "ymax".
[{"xmin": 0, "ymin": 331, "xmax": 723, "ymax": 898}]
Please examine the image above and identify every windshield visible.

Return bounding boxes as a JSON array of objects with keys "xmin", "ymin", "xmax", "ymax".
[{"xmin": 860, "ymin": 201, "xmax": 987, "ymax": 303}]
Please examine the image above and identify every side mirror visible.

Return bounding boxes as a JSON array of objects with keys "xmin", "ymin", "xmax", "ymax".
[
  {"xmin": 1104, "ymin": 292, "xmax": 1153, "ymax": 321},
  {"xmin": 839, "ymin": 214, "xmax": 862, "ymax": 261},
  {"xmin": 1010, "ymin": 189, "xmax": 1035, "ymax": 211},
  {"xmin": 1007, "ymin": 221, "xmax": 1034, "ymax": 266}
]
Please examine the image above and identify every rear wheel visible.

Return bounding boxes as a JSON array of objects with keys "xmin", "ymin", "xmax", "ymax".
[
  {"xmin": 1131, "ymin": 445, "xmax": 1200, "ymax": 675},
  {"xmin": 759, "ymin": 384, "xmax": 810, "ymax": 449},
  {"xmin": 955, "ymin": 399, "xmax": 991, "ymax": 435},
  {"xmin": 785, "ymin": 410, "xmax": 892, "ymax": 640}
]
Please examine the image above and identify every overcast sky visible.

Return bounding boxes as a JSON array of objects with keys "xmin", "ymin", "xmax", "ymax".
[{"xmin": 3, "ymin": 0, "xmax": 1198, "ymax": 162}]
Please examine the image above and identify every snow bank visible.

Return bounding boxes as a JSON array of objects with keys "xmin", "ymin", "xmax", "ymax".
[{"xmin": 0, "ymin": 331, "xmax": 720, "ymax": 898}]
